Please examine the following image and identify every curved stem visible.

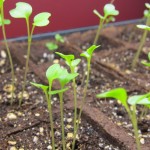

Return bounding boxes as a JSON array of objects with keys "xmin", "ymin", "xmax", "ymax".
[
  {"xmin": 93, "ymin": 19, "xmax": 104, "ymax": 45},
  {"xmin": 59, "ymin": 88, "xmax": 66, "ymax": 150},
  {"xmin": 1, "ymin": 4, "xmax": 15, "ymax": 105},
  {"xmin": 19, "ymin": 20, "xmax": 35, "ymax": 106},
  {"xmin": 72, "ymin": 60, "xmax": 90, "ymax": 150},
  {"xmin": 132, "ymin": 17, "xmax": 150, "ymax": 69}
]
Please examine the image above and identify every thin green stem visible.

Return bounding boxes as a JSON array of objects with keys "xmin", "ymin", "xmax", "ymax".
[
  {"xmin": 19, "ymin": 20, "xmax": 35, "ymax": 106},
  {"xmin": 59, "ymin": 88, "xmax": 66, "ymax": 150},
  {"xmin": 93, "ymin": 19, "xmax": 104, "ymax": 45},
  {"xmin": 70, "ymin": 67, "xmax": 78, "ymax": 146},
  {"xmin": 139, "ymin": 106, "xmax": 148, "ymax": 121},
  {"xmin": 132, "ymin": 105, "xmax": 141, "ymax": 150},
  {"xmin": 132, "ymin": 17, "xmax": 150, "ymax": 69},
  {"xmin": 72, "ymin": 60, "xmax": 90, "ymax": 150},
  {"xmin": 45, "ymin": 82, "xmax": 55, "ymax": 150},
  {"xmin": 1, "ymin": 5, "xmax": 15, "ymax": 105}
]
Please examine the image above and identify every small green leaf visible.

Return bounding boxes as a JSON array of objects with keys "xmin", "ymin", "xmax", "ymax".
[
  {"xmin": 71, "ymin": 59, "xmax": 81, "ymax": 67},
  {"xmin": 144, "ymin": 10, "xmax": 150, "ymax": 18},
  {"xmin": 55, "ymin": 34, "xmax": 64, "ymax": 43},
  {"xmin": 148, "ymin": 52, "xmax": 150, "ymax": 61},
  {"xmin": 33, "ymin": 12, "xmax": 51, "ymax": 27},
  {"xmin": 145, "ymin": 3, "xmax": 150, "ymax": 9},
  {"xmin": 96, "ymin": 88, "xmax": 127, "ymax": 107},
  {"xmin": 55, "ymin": 52, "xmax": 74, "ymax": 64},
  {"xmin": 80, "ymin": 45, "xmax": 100, "ymax": 59},
  {"xmin": 0, "ymin": 15, "xmax": 11, "ymax": 26},
  {"xmin": 46, "ymin": 64, "xmax": 63, "ymax": 82},
  {"xmin": 9, "ymin": 2, "xmax": 32, "ymax": 19},
  {"xmin": 58, "ymin": 69, "xmax": 78, "ymax": 87},
  {"xmin": 49, "ymin": 88, "xmax": 68, "ymax": 95},
  {"xmin": 104, "ymin": 4, "xmax": 119, "ymax": 17},
  {"xmin": 30, "ymin": 82, "xmax": 48, "ymax": 91},
  {"xmin": 46, "ymin": 42, "xmax": 58, "ymax": 51},
  {"xmin": 141, "ymin": 61, "xmax": 150, "ymax": 67},
  {"xmin": 128, "ymin": 93, "xmax": 150, "ymax": 105},
  {"xmin": 137, "ymin": 25, "xmax": 150, "ymax": 31},
  {"xmin": 93, "ymin": 9, "xmax": 104, "ymax": 19}
]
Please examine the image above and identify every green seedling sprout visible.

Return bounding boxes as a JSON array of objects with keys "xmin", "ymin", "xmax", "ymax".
[
  {"xmin": 71, "ymin": 45, "xmax": 99, "ymax": 150},
  {"xmin": 31, "ymin": 64, "xmax": 78, "ymax": 150},
  {"xmin": 93, "ymin": 3, "xmax": 119, "ymax": 45},
  {"xmin": 0, "ymin": 0, "xmax": 15, "ymax": 105},
  {"xmin": 132, "ymin": 3, "xmax": 150, "ymax": 69},
  {"xmin": 96, "ymin": 88, "xmax": 150, "ymax": 150},
  {"xmin": 46, "ymin": 34, "xmax": 64, "ymax": 51},
  {"xmin": 9, "ymin": 2, "xmax": 51, "ymax": 106},
  {"xmin": 55, "ymin": 52, "xmax": 81, "ymax": 148}
]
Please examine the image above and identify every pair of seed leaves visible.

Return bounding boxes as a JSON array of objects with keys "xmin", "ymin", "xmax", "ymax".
[
  {"xmin": 0, "ymin": 1, "xmax": 50, "ymax": 27},
  {"xmin": 93, "ymin": 3, "xmax": 119, "ymax": 23},
  {"xmin": 97, "ymin": 88, "xmax": 150, "ymax": 108},
  {"xmin": 31, "ymin": 45, "xmax": 99, "ymax": 95}
]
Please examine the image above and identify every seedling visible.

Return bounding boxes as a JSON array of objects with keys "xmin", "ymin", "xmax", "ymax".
[
  {"xmin": 55, "ymin": 52, "xmax": 81, "ymax": 148},
  {"xmin": 97, "ymin": 88, "xmax": 150, "ymax": 150},
  {"xmin": 132, "ymin": 3, "xmax": 150, "ymax": 69},
  {"xmin": 93, "ymin": 3, "xmax": 119, "ymax": 45},
  {"xmin": 72, "ymin": 45, "xmax": 99, "ymax": 149},
  {"xmin": 31, "ymin": 64, "xmax": 78, "ymax": 150},
  {"xmin": 0, "ymin": 0, "xmax": 15, "ymax": 105},
  {"xmin": 46, "ymin": 34, "xmax": 64, "ymax": 51},
  {"xmin": 9, "ymin": 2, "xmax": 51, "ymax": 106}
]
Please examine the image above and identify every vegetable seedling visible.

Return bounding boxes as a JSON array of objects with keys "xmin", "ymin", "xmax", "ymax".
[
  {"xmin": 31, "ymin": 63, "xmax": 78, "ymax": 150},
  {"xmin": 71, "ymin": 45, "xmax": 99, "ymax": 150},
  {"xmin": 46, "ymin": 34, "xmax": 64, "ymax": 51},
  {"xmin": 96, "ymin": 88, "xmax": 150, "ymax": 150},
  {"xmin": 9, "ymin": 2, "xmax": 51, "ymax": 106},
  {"xmin": 0, "ymin": 0, "xmax": 15, "ymax": 105},
  {"xmin": 93, "ymin": 3, "xmax": 119, "ymax": 45},
  {"xmin": 132, "ymin": 3, "xmax": 150, "ymax": 69},
  {"xmin": 55, "ymin": 52, "xmax": 81, "ymax": 148}
]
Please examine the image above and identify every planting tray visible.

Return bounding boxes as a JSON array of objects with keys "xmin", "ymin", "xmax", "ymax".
[{"xmin": 0, "ymin": 23, "xmax": 150, "ymax": 150}]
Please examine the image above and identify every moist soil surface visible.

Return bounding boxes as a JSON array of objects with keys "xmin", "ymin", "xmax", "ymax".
[{"xmin": 0, "ymin": 24, "xmax": 150, "ymax": 150}]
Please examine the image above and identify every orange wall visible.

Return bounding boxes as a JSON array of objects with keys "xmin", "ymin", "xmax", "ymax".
[{"xmin": 0, "ymin": 0, "xmax": 148, "ymax": 39}]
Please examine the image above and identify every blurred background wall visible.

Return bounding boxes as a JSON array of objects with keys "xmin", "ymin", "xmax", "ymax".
[{"xmin": 0, "ymin": 0, "xmax": 148, "ymax": 39}]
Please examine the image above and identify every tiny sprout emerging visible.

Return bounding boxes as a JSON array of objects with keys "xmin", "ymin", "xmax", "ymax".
[{"xmin": 46, "ymin": 34, "xmax": 64, "ymax": 51}]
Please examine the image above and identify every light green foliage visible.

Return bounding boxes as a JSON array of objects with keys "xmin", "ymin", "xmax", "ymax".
[
  {"xmin": 93, "ymin": 3, "xmax": 119, "ymax": 23},
  {"xmin": 46, "ymin": 42, "xmax": 58, "ymax": 51},
  {"xmin": 46, "ymin": 64, "xmax": 63, "ymax": 82},
  {"xmin": 137, "ymin": 25, "xmax": 150, "ymax": 31},
  {"xmin": 55, "ymin": 34, "xmax": 64, "ymax": 43},
  {"xmin": 96, "ymin": 88, "xmax": 150, "ymax": 150},
  {"xmin": 9, "ymin": 2, "xmax": 32, "ymax": 19},
  {"xmin": 46, "ymin": 34, "xmax": 64, "ymax": 51},
  {"xmin": 142, "ymin": 52, "xmax": 150, "ymax": 67},
  {"xmin": 33, "ymin": 12, "xmax": 51, "ymax": 27},
  {"xmin": 30, "ymin": 82, "xmax": 48, "ymax": 91},
  {"xmin": 0, "ymin": 14, "xmax": 11, "ymax": 25},
  {"xmin": 0, "ymin": 0, "xmax": 3, "ymax": 8},
  {"xmin": 93, "ymin": 3, "xmax": 119, "ymax": 45},
  {"xmin": 97, "ymin": 88, "xmax": 127, "ymax": 107},
  {"xmin": 80, "ymin": 45, "xmax": 100, "ymax": 60}
]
